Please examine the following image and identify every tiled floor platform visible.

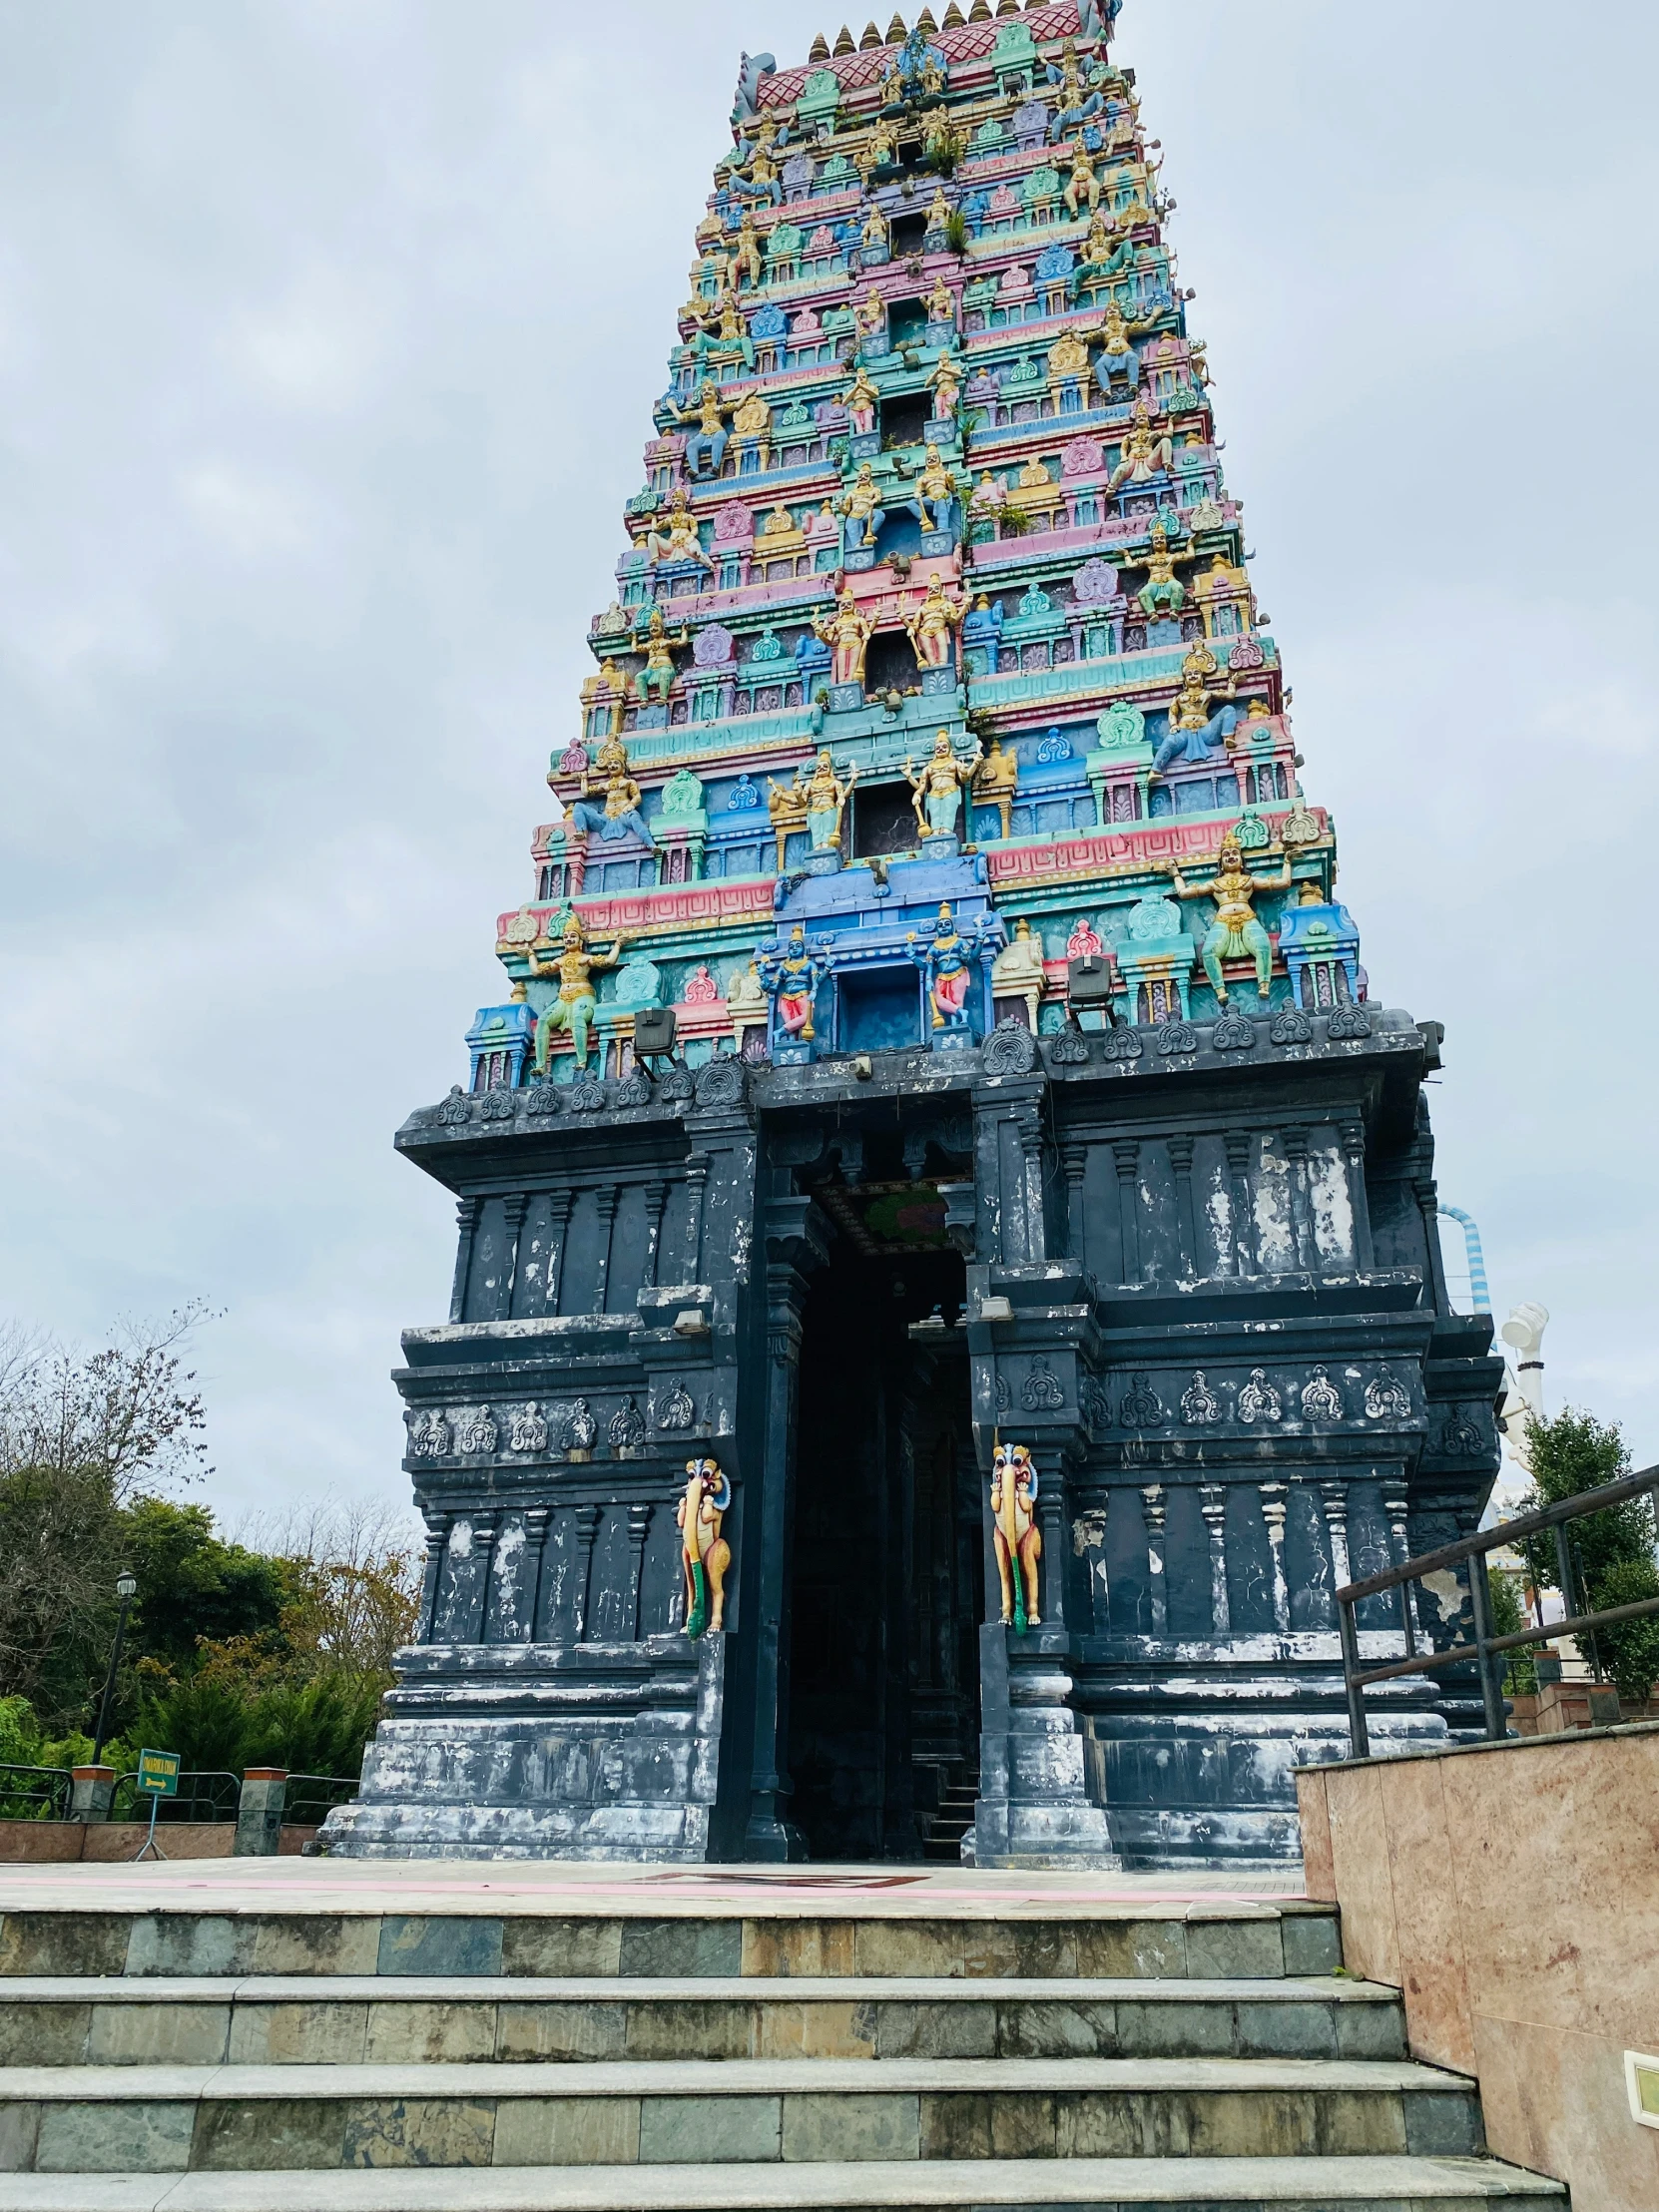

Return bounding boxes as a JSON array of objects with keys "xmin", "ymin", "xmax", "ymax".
[{"xmin": 0, "ymin": 1857, "xmax": 1308, "ymax": 1921}]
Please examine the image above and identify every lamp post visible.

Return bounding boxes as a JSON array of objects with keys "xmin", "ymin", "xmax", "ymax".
[{"xmin": 91, "ymin": 1569, "xmax": 138, "ymax": 1768}]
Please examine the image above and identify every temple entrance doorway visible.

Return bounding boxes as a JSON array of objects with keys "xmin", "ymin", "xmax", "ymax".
[{"xmin": 786, "ymin": 1222, "xmax": 981, "ymax": 1863}]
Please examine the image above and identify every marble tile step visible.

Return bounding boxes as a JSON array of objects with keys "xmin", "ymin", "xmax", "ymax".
[
  {"xmin": 0, "ymin": 2057, "xmax": 1485, "ymax": 2170},
  {"xmin": 0, "ymin": 2153, "xmax": 1573, "ymax": 2211},
  {"xmin": 0, "ymin": 1975, "xmax": 1407, "ymax": 2067},
  {"xmin": 0, "ymin": 1907, "xmax": 1342, "ymax": 1986}
]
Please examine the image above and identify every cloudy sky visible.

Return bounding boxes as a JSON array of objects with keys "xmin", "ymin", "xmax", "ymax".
[{"xmin": 1, "ymin": 0, "xmax": 1654, "ymax": 1524}]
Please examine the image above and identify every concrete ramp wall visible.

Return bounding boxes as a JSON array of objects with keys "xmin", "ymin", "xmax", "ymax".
[{"xmin": 1298, "ymin": 1719, "xmax": 1659, "ymax": 2211}]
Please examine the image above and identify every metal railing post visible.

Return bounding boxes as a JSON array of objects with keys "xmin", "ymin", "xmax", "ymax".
[
  {"xmin": 1467, "ymin": 1550, "xmax": 1508, "ymax": 1741},
  {"xmin": 1339, "ymin": 1594, "xmax": 1370, "ymax": 1759}
]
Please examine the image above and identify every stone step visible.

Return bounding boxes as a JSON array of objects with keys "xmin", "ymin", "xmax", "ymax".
[
  {"xmin": 0, "ymin": 2055, "xmax": 1484, "ymax": 2171},
  {"xmin": 0, "ymin": 1907, "xmax": 1340, "ymax": 1984},
  {"xmin": 0, "ymin": 2154, "xmax": 1571, "ymax": 2209},
  {"xmin": 0, "ymin": 1974, "xmax": 1406, "ymax": 2066}
]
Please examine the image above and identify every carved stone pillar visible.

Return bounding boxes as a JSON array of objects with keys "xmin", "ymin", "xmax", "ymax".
[
  {"xmin": 1260, "ymin": 1482, "xmax": 1290, "ymax": 1634},
  {"xmin": 1112, "ymin": 1139, "xmax": 1141, "ymax": 1284},
  {"xmin": 643, "ymin": 1181, "xmax": 670, "ymax": 1288},
  {"xmin": 1200, "ymin": 1482, "xmax": 1230, "ymax": 1635},
  {"xmin": 499, "ymin": 1194, "xmax": 528, "ymax": 1321},
  {"xmin": 1281, "ymin": 1126, "xmax": 1316, "ymax": 1272},
  {"xmin": 1076, "ymin": 1492, "xmax": 1109, "ymax": 1633},
  {"xmin": 416, "ymin": 1508, "xmax": 451, "ymax": 1641},
  {"xmin": 1141, "ymin": 1483, "xmax": 1168, "ymax": 1636},
  {"xmin": 1340, "ymin": 1121, "xmax": 1374, "ymax": 1273},
  {"xmin": 747, "ymin": 1194, "xmax": 829, "ymax": 1861},
  {"xmin": 468, "ymin": 1515, "xmax": 498, "ymax": 1643},
  {"xmin": 1017, "ymin": 1111, "xmax": 1047, "ymax": 1263},
  {"xmin": 1062, "ymin": 1143, "xmax": 1088, "ymax": 1262},
  {"xmin": 1166, "ymin": 1135, "xmax": 1197, "ymax": 1279},
  {"xmin": 544, "ymin": 1191, "xmax": 576, "ymax": 1317},
  {"xmin": 1037, "ymin": 1466, "xmax": 1067, "ymax": 1628},
  {"xmin": 1224, "ymin": 1130, "xmax": 1256, "ymax": 1277},
  {"xmin": 522, "ymin": 1507, "xmax": 550, "ymax": 1642},
  {"xmin": 626, "ymin": 1501, "xmax": 654, "ymax": 1640},
  {"xmin": 1319, "ymin": 1478, "xmax": 1352, "ymax": 1597},
  {"xmin": 683, "ymin": 1153, "xmax": 710, "ymax": 1281},
  {"xmin": 573, "ymin": 1505, "xmax": 603, "ymax": 1641},
  {"xmin": 449, "ymin": 1197, "xmax": 482, "ymax": 1323},
  {"xmin": 593, "ymin": 1186, "xmax": 620, "ymax": 1313},
  {"xmin": 1382, "ymin": 1482, "xmax": 1420, "ymax": 1638}
]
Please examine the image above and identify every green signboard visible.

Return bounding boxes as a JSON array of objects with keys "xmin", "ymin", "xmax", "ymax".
[{"xmin": 135, "ymin": 1748, "xmax": 180, "ymax": 1798}]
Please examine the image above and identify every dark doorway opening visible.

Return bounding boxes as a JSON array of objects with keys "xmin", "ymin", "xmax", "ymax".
[
  {"xmin": 787, "ymin": 1219, "xmax": 980, "ymax": 1862},
  {"xmin": 852, "ymin": 777, "xmax": 920, "ymax": 860},
  {"xmin": 881, "ymin": 391, "xmax": 933, "ymax": 449},
  {"xmin": 863, "ymin": 627, "xmax": 920, "ymax": 695},
  {"xmin": 887, "ymin": 287, "xmax": 929, "ymax": 341}
]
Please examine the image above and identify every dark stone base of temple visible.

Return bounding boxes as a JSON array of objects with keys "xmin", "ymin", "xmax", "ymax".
[{"xmin": 323, "ymin": 1005, "xmax": 1498, "ymax": 1870}]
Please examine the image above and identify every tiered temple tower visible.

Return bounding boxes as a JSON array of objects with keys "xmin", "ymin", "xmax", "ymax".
[{"xmin": 326, "ymin": 0, "xmax": 1503, "ymax": 1868}]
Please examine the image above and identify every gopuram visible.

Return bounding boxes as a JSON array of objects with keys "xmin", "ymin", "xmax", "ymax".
[{"xmin": 324, "ymin": 0, "xmax": 1502, "ymax": 1869}]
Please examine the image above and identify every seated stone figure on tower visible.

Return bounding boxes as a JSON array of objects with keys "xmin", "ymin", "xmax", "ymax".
[
  {"xmin": 667, "ymin": 382, "xmax": 729, "ymax": 478},
  {"xmin": 1151, "ymin": 642, "xmax": 1242, "ymax": 777},
  {"xmin": 569, "ymin": 738, "xmax": 655, "ymax": 847}
]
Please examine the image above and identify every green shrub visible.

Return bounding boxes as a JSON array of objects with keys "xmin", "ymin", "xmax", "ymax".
[
  {"xmin": 1487, "ymin": 1571, "xmax": 1536, "ymax": 1695},
  {"xmin": 1518, "ymin": 1408, "xmax": 1659, "ymax": 1702},
  {"xmin": 1589, "ymin": 1557, "xmax": 1659, "ymax": 1704}
]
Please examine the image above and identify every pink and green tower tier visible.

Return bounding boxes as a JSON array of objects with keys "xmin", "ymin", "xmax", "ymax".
[{"xmin": 468, "ymin": 0, "xmax": 1361, "ymax": 1094}]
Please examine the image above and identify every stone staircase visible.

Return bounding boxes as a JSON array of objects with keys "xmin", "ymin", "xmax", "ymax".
[
  {"xmin": 0, "ymin": 1892, "xmax": 1567, "ymax": 2208},
  {"xmin": 922, "ymin": 1767, "xmax": 979, "ymax": 1863}
]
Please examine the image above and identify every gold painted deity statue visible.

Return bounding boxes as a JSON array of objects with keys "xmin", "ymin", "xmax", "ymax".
[
  {"xmin": 813, "ymin": 591, "xmax": 874, "ymax": 688},
  {"xmin": 801, "ymin": 748, "xmax": 858, "ymax": 851},
  {"xmin": 765, "ymin": 765, "xmax": 811, "ymax": 871},
  {"xmin": 645, "ymin": 487, "xmax": 714, "ymax": 573},
  {"xmin": 1170, "ymin": 834, "xmax": 1294, "ymax": 1004},
  {"xmin": 991, "ymin": 1440, "xmax": 1042, "ymax": 1631},
  {"xmin": 733, "ymin": 209, "xmax": 763, "ymax": 289},
  {"xmin": 634, "ymin": 608, "xmax": 691, "ymax": 705},
  {"xmin": 527, "ymin": 912, "xmax": 627, "ymax": 1074},
  {"xmin": 1106, "ymin": 398, "xmax": 1174, "ymax": 493},
  {"xmin": 992, "ymin": 915, "xmax": 1047, "ymax": 1027},
  {"xmin": 906, "ymin": 729, "xmax": 983, "ymax": 841},
  {"xmin": 841, "ymin": 363, "xmax": 880, "ymax": 437},
  {"xmin": 904, "ymin": 575, "xmax": 967, "ymax": 669},
  {"xmin": 1062, "ymin": 141, "xmax": 1103, "ymax": 219},
  {"xmin": 929, "ymin": 347, "xmax": 962, "ymax": 420},
  {"xmin": 911, "ymin": 443, "xmax": 960, "ymax": 535},
  {"xmin": 1046, "ymin": 328, "xmax": 1093, "ymax": 413},
  {"xmin": 677, "ymin": 1458, "xmax": 732, "ymax": 1639},
  {"xmin": 1135, "ymin": 520, "xmax": 1191, "ymax": 619},
  {"xmin": 973, "ymin": 734, "xmax": 1020, "ymax": 839}
]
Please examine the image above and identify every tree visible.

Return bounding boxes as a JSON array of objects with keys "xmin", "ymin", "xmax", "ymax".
[
  {"xmin": 0, "ymin": 1309, "xmax": 213, "ymax": 1729},
  {"xmin": 120, "ymin": 1498, "xmax": 289, "ymax": 1675},
  {"xmin": 1518, "ymin": 1407, "xmax": 1659, "ymax": 1704}
]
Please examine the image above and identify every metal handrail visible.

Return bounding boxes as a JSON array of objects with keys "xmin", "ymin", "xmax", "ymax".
[
  {"xmin": 110, "ymin": 1769, "xmax": 242, "ymax": 1823},
  {"xmin": 1337, "ymin": 1462, "xmax": 1659, "ymax": 1757},
  {"xmin": 282, "ymin": 1773, "xmax": 358, "ymax": 1826},
  {"xmin": 0, "ymin": 1765, "xmax": 72, "ymax": 1822}
]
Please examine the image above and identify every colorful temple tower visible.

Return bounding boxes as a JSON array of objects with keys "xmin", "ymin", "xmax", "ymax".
[{"xmin": 325, "ymin": 0, "xmax": 1503, "ymax": 1868}]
